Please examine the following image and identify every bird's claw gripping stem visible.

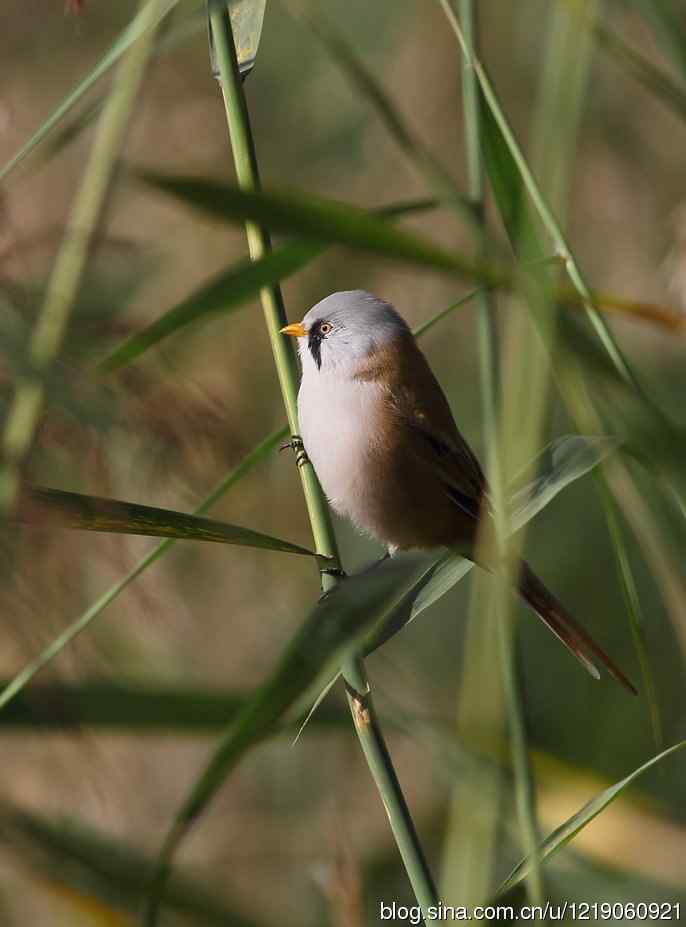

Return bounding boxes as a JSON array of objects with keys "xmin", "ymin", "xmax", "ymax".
[
  {"xmin": 280, "ymin": 434, "xmax": 309, "ymax": 468},
  {"xmin": 317, "ymin": 566, "xmax": 347, "ymax": 601},
  {"xmin": 320, "ymin": 567, "xmax": 347, "ymax": 580}
]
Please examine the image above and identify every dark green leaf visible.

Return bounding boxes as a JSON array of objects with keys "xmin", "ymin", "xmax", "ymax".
[
  {"xmin": 0, "ymin": 426, "xmax": 289, "ymax": 714},
  {"xmin": 140, "ymin": 173, "xmax": 493, "ymax": 279},
  {"xmin": 479, "ymin": 93, "xmax": 543, "ymax": 262},
  {"xmin": 99, "ymin": 196, "xmax": 438, "ymax": 371},
  {"xmin": 0, "ymin": 680, "xmax": 347, "ymax": 731},
  {"xmin": 99, "ymin": 243, "xmax": 320, "ymax": 371},
  {"xmin": 18, "ymin": 485, "xmax": 314, "ymax": 556}
]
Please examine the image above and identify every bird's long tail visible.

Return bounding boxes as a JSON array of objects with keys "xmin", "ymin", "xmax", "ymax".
[{"xmin": 519, "ymin": 562, "xmax": 637, "ymax": 695}]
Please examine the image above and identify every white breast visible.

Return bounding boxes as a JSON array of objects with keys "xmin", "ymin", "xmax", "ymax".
[{"xmin": 297, "ymin": 367, "xmax": 384, "ymax": 533}]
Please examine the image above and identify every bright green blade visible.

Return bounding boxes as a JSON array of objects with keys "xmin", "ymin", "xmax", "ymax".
[
  {"xmin": 0, "ymin": 0, "xmax": 184, "ymax": 182},
  {"xmin": 0, "ymin": 680, "xmax": 348, "ymax": 731},
  {"xmin": 99, "ymin": 197, "xmax": 437, "ymax": 371},
  {"xmin": 497, "ymin": 740, "xmax": 686, "ymax": 896},
  {"xmin": 18, "ymin": 485, "xmax": 315, "ymax": 556},
  {"xmin": 478, "ymin": 94, "xmax": 540, "ymax": 259},
  {"xmin": 140, "ymin": 173, "xmax": 496, "ymax": 279},
  {"xmin": 144, "ymin": 552, "xmax": 439, "ymax": 922},
  {"xmin": 6, "ymin": 807, "xmax": 262, "ymax": 927}
]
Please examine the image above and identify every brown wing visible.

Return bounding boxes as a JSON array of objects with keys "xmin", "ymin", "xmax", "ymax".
[{"xmin": 359, "ymin": 330, "xmax": 486, "ymax": 522}]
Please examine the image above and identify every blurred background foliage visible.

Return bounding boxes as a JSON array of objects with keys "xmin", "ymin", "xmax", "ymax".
[{"xmin": 1, "ymin": 0, "xmax": 686, "ymax": 924}]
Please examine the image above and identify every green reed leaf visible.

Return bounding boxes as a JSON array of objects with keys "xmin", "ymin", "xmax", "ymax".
[
  {"xmin": 140, "ymin": 173, "xmax": 494, "ymax": 279},
  {"xmin": 497, "ymin": 740, "xmax": 686, "ymax": 895},
  {"xmin": 0, "ymin": 426, "xmax": 287, "ymax": 714},
  {"xmin": 144, "ymin": 553, "xmax": 438, "ymax": 922},
  {"xmin": 17, "ymin": 485, "xmax": 314, "ymax": 556},
  {"xmin": 0, "ymin": 679, "xmax": 348, "ymax": 731},
  {"xmin": 99, "ymin": 197, "xmax": 437, "ymax": 371}
]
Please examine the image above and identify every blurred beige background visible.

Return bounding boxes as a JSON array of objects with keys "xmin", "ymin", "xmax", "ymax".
[{"xmin": 1, "ymin": 1, "xmax": 685, "ymax": 924}]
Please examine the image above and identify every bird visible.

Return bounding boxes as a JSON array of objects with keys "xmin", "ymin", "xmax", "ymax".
[{"xmin": 281, "ymin": 290, "xmax": 636, "ymax": 695}]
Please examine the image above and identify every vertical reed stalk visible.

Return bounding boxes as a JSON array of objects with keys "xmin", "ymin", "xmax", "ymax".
[
  {"xmin": 208, "ymin": 1, "xmax": 438, "ymax": 915},
  {"xmin": 0, "ymin": 0, "xmax": 168, "ymax": 516},
  {"xmin": 453, "ymin": 0, "xmax": 544, "ymax": 908}
]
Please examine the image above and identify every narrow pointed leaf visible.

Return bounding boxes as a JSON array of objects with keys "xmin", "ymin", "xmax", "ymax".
[
  {"xmin": 0, "ymin": 680, "xmax": 347, "ymax": 731},
  {"xmin": 479, "ymin": 94, "xmax": 542, "ymax": 259},
  {"xmin": 367, "ymin": 434, "xmax": 620, "ymax": 651},
  {"xmin": 17, "ymin": 485, "xmax": 314, "ymax": 556},
  {"xmin": 140, "ymin": 173, "xmax": 495, "ymax": 280},
  {"xmin": 497, "ymin": 740, "xmax": 686, "ymax": 896},
  {"xmin": 145, "ymin": 553, "xmax": 439, "ymax": 921},
  {"xmin": 0, "ymin": 426, "xmax": 288, "ymax": 715},
  {"xmin": 509, "ymin": 435, "xmax": 620, "ymax": 528},
  {"xmin": 299, "ymin": 434, "xmax": 620, "ymax": 732},
  {"xmin": 99, "ymin": 197, "xmax": 437, "ymax": 371},
  {"xmin": 99, "ymin": 243, "xmax": 321, "ymax": 372}
]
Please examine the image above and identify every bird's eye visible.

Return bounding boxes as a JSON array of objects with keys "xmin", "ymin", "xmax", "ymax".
[{"xmin": 319, "ymin": 321, "xmax": 333, "ymax": 336}]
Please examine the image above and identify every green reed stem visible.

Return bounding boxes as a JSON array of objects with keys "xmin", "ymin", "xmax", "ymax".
[
  {"xmin": 0, "ymin": 0, "xmax": 168, "ymax": 517},
  {"xmin": 207, "ymin": 1, "xmax": 438, "ymax": 917},
  {"xmin": 457, "ymin": 0, "xmax": 544, "ymax": 908}
]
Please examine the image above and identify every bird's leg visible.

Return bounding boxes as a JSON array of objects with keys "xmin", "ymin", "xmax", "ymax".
[{"xmin": 279, "ymin": 434, "xmax": 309, "ymax": 468}]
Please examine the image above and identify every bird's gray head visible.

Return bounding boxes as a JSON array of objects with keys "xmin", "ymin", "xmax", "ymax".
[{"xmin": 281, "ymin": 290, "xmax": 410, "ymax": 375}]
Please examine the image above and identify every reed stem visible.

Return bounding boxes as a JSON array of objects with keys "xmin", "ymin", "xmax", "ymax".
[
  {"xmin": 208, "ymin": 1, "xmax": 438, "ymax": 916},
  {"xmin": 456, "ymin": 0, "xmax": 544, "ymax": 908}
]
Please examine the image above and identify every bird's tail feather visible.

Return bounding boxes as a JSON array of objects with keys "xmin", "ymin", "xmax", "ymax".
[{"xmin": 519, "ymin": 562, "xmax": 637, "ymax": 695}]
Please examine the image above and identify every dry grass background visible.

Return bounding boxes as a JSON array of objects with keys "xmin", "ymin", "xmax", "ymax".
[{"xmin": 1, "ymin": 1, "xmax": 685, "ymax": 924}]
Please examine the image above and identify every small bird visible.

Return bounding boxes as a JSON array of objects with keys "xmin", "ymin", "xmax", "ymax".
[{"xmin": 281, "ymin": 290, "xmax": 636, "ymax": 694}]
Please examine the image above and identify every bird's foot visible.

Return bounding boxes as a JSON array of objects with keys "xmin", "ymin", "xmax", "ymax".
[
  {"xmin": 320, "ymin": 566, "xmax": 347, "ymax": 580},
  {"xmin": 279, "ymin": 434, "xmax": 309, "ymax": 468},
  {"xmin": 317, "ymin": 566, "xmax": 347, "ymax": 602}
]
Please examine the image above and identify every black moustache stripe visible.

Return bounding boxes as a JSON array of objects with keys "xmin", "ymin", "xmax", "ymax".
[{"xmin": 308, "ymin": 325, "xmax": 323, "ymax": 369}]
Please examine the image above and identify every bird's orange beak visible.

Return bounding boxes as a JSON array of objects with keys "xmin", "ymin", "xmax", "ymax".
[{"xmin": 280, "ymin": 322, "xmax": 307, "ymax": 338}]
